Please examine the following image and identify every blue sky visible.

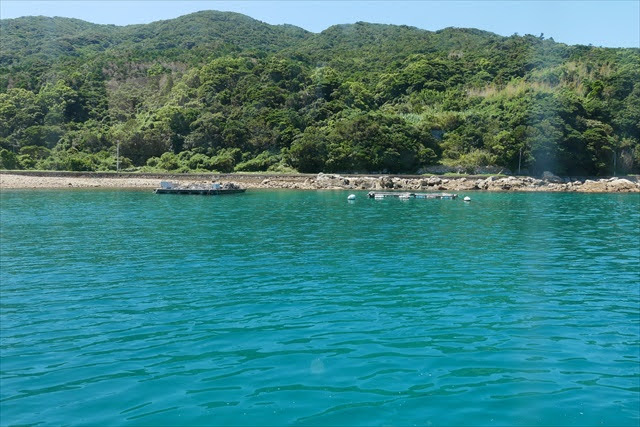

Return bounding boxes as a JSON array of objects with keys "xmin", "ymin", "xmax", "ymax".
[{"xmin": 1, "ymin": 1, "xmax": 639, "ymax": 48}]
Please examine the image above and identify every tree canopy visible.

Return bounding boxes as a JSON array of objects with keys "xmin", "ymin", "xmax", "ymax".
[{"xmin": 1, "ymin": 11, "xmax": 638, "ymax": 175}]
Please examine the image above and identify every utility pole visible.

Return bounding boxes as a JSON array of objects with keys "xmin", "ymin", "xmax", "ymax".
[
  {"xmin": 518, "ymin": 146, "xmax": 522, "ymax": 175},
  {"xmin": 116, "ymin": 141, "xmax": 120, "ymax": 173},
  {"xmin": 613, "ymin": 148, "xmax": 617, "ymax": 177}
]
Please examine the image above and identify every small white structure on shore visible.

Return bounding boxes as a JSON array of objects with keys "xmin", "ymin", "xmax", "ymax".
[
  {"xmin": 348, "ymin": 194, "xmax": 356, "ymax": 200},
  {"xmin": 464, "ymin": 196, "xmax": 471, "ymax": 202}
]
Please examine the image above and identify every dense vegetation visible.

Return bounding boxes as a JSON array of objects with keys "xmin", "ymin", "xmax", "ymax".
[{"xmin": 1, "ymin": 11, "xmax": 638, "ymax": 175}]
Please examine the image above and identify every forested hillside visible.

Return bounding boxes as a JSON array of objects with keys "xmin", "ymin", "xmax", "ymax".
[{"xmin": 1, "ymin": 11, "xmax": 638, "ymax": 175}]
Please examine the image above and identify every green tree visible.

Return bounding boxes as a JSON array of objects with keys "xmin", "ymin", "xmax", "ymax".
[{"xmin": 288, "ymin": 127, "xmax": 329, "ymax": 172}]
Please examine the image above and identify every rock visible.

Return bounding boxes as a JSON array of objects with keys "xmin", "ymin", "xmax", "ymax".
[
  {"xmin": 379, "ymin": 176, "xmax": 394, "ymax": 189},
  {"xmin": 608, "ymin": 178, "xmax": 639, "ymax": 192},
  {"xmin": 221, "ymin": 182, "xmax": 241, "ymax": 190},
  {"xmin": 504, "ymin": 177, "xmax": 526, "ymax": 189},
  {"xmin": 426, "ymin": 176, "xmax": 442, "ymax": 186},
  {"xmin": 578, "ymin": 179, "xmax": 607, "ymax": 192},
  {"xmin": 542, "ymin": 171, "xmax": 563, "ymax": 183},
  {"xmin": 392, "ymin": 178, "xmax": 411, "ymax": 189},
  {"xmin": 463, "ymin": 179, "xmax": 479, "ymax": 190}
]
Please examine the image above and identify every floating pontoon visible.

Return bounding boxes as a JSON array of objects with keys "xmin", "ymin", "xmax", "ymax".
[{"xmin": 367, "ymin": 191, "xmax": 458, "ymax": 200}]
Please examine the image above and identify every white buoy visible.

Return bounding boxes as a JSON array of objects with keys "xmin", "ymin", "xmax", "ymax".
[
  {"xmin": 464, "ymin": 196, "xmax": 471, "ymax": 202},
  {"xmin": 348, "ymin": 194, "xmax": 356, "ymax": 200}
]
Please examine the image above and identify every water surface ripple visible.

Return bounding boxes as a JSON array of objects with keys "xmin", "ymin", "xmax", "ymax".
[{"xmin": 1, "ymin": 190, "xmax": 639, "ymax": 426}]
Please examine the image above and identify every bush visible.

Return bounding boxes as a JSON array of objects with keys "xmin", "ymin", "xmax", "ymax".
[
  {"xmin": 442, "ymin": 149, "xmax": 497, "ymax": 174},
  {"xmin": 187, "ymin": 153, "xmax": 211, "ymax": 170},
  {"xmin": 287, "ymin": 129, "xmax": 328, "ymax": 172},
  {"xmin": 208, "ymin": 155, "xmax": 235, "ymax": 173},
  {"xmin": 267, "ymin": 161, "xmax": 298, "ymax": 173},
  {"xmin": 0, "ymin": 149, "xmax": 19, "ymax": 169},
  {"xmin": 234, "ymin": 151, "xmax": 280, "ymax": 172},
  {"xmin": 157, "ymin": 152, "xmax": 180, "ymax": 171},
  {"xmin": 146, "ymin": 157, "xmax": 160, "ymax": 168},
  {"xmin": 18, "ymin": 154, "xmax": 36, "ymax": 169}
]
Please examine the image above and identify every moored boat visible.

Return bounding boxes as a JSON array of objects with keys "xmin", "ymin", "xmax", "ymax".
[{"xmin": 154, "ymin": 181, "xmax": 246, "ymax": 195}]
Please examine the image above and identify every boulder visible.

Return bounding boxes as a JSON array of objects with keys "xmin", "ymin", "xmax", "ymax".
[
  {"xmin": 542, "ymin": 171, "xmax": 563, "ymax": 183},
  {"xmin": 379, "ymin": 176, "xmax": 394, "ymax": 189},
  {"xmin": 608, "ymin": 178, "xmax": 639, "ymax": 192},
  {"xmin": 579, "ymin": 179, "xmax": 607, "ymax": 192},
  {"xmin": 426, "ymin": 176, "xmax": 442, "ymax": 186}
]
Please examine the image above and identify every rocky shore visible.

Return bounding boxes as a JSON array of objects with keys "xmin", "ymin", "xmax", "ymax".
[
  {"xmin": 298, "ymin": 173, "xmax": 640, "ymax": 193},
  {"xmin": 1, "ymin": 172, "xmax": 638, "ymax": 193}
]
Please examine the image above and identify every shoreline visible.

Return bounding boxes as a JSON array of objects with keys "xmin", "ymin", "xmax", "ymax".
[{"xmin": 1, "ymin": 171, "xmax": 639, "ymax": 193}]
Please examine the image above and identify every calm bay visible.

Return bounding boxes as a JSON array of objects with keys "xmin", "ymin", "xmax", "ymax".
[{"xmin": 1, "ymin": 189, "xmax": 638, "ymax": 426}]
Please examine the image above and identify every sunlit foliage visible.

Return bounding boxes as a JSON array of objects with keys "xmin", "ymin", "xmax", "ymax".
[{"xmin": 1, "ymin": 12, "xmax": 638, "ymax": 174}]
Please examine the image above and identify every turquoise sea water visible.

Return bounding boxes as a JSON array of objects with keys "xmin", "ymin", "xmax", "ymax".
[{"xmin": 1, "ymin": 189, "xmax": 639, "ymax": 426}]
